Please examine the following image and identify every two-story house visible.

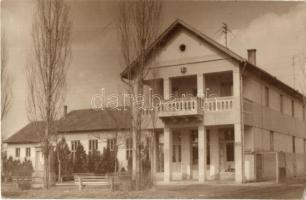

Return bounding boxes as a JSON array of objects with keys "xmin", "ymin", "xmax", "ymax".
[{"xmin": 121, "ymin": 19, "xmax": 306, "ymax": 183}]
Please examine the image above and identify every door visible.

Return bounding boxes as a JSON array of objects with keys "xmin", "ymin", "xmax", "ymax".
[
  {"xmin": 172, "ymin": 131, "xmax": 182, "ymax": 180},
  {"xmin": 256, "ymin": 154, "xmax": 263, "ymax": 180},
  {"xmin": 191, "ymin": 130, "xmax": 199, "ymax": 179},
  {"xmin": 35, "ymin": 150, "xmax": 43, "ymax": 171}
]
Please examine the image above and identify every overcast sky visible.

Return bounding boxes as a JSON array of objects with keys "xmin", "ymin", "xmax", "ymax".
[{"xmin": 2, "ymin": 0, "xmax": 306, "ymax": 138}]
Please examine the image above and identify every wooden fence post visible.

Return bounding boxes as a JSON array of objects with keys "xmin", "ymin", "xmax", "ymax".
[
  {"xmin": 111, "ymin": 176, "xmax": 114, "ymax": 192},
  {"xmin": 78, "ymin": 177, "xmax": 82, "ymax": 191}
]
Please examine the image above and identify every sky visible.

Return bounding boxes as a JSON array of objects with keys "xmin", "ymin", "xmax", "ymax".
[{"xmin": 2, "ymin": 0, "xmax": 306, "ymax": 138}]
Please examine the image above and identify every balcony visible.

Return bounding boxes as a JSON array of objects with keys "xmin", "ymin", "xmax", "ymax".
[
  {"xmin": 158, "ymin": 97, "xmax": 203, "ymax": 118},
  {"xmin": 142, "ymin": 96, "xmax": 234, "ymax": 118}
]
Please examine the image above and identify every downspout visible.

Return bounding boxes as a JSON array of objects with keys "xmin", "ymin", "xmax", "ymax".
[{"xmin": 240, "ymin": 60, "xmax": 247, "ymax": 183}]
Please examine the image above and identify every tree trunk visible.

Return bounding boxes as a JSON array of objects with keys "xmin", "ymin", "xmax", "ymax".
[
  {"xmin": 58, "ymin": 159, "xmax": 62, "ymax": 183},
  {"xmin": 136, "ymin": 77, "xmax": 144, "ymax": 190},
  {"xmin": 149, "ymin": 131, "xmax": 155, "ymax": 186},
  {"xmin": 43, "ymin": 126, "xmax": 50, "ymax": 189},
  {"xmin": 43, "ymin": 151, "xmax": 49, "ymax": 188}
]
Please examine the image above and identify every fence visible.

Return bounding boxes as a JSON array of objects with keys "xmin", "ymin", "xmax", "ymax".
[{"xmin": 255, "ymin": 151, "xmax": 306, "ymax": 182}]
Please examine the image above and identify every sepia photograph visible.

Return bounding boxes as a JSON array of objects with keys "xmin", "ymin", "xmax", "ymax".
[{"xmin": 1, "ymin": 0, "xmax": 306, "ymax": 199}]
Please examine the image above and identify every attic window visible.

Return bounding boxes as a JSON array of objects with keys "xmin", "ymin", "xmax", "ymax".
[{"xmin": 179, "ymin": 44, "xmax": 186, "ymax": 52}]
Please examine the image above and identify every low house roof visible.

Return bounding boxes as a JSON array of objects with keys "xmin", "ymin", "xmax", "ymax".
[
  {"xmin": 120, "ymin": 19, "xmax": 306, "ymax": 102},
  {"xmin": 4, "ymin": 108, "xmax": 131, "ymax": 144},
  {"xmin": 4, "ymin": 121, "xmax": 57, "ymax": 144},
  {"xmin": 58, "ymin": 108, "xmax": 131, "ymax": 133}
]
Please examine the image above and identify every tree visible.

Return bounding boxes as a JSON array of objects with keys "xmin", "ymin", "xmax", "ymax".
[
  {"xmin": 53, "ymin": 137, "xmax": 72, "ymax": 182},
  {"xmin": 1, "ymin": 32, "xmax": 12, "ymax": 120},
  {"xmin": 117, "ymin": 0, "xmax": 162, "ymax": 190},
  {"xmin": 87, "ymin": 150, "xmax": 100, "ymax": 173},
  {"xmin": 26, "ymin": 0, "xmax": 71, "ymax": 189},
  {"xmin": 73, "ymin": 143, "xmax": 87, "ymax": 173},
  {"xmin": 96, "ymin": 147, "xmax": 118, "ymax": 174}
]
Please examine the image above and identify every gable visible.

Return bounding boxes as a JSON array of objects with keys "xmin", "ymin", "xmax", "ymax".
[{"xmin": 149, "ymin": 29, "xmax": 229, "ymax": 68}]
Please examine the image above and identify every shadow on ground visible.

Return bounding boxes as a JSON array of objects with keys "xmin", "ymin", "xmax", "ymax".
[{"xmin": 2, "ymin": 176, "xmax": 306, "ymax": 199}]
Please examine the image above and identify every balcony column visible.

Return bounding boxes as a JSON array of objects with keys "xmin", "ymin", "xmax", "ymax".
[
  {"xmin": 197, "ymin": 73, "xmax": 204, "ymax": 98},
  {"xmin": 164, "ymin": 126, "xmax": 172, "ymax": 182},
  {"xmin": 151, "ymin": 131, "xmax": 157, "ymax": 179},
  {"xmin": 233, "ymin": 68, "xmax": 245, "ymax": 183},
  {"xmin": 210, "ymin": 128, "xmax": 220, "ymax": 180},
  {"xmin": 181, "ymin": 130, "xmax": 192, "ymax": 179},
  {"xmin": 198, "ymin": 125, "xmax": 207, "ymax": 182},
  {"xmin": 163, "ymin": 77, "xmax": 171, "ymax": 100}
]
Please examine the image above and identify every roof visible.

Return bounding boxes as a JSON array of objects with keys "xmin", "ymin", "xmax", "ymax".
[
  {"xmin": 58, "ymin": 108, "xmax": 131, "ymax": 133},
  {"xmin": 120, "ymin": 19, "xmax": 306, "ymax": 102},
  {"xmin": 4, "ymin": 121, "xmax": 57, "ymax": 144},
  {"xmin": 4, "ymin": 108, "xmax": 131, "ymax": 144}
]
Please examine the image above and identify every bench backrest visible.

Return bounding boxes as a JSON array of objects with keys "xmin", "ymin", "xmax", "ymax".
[{"xmin": 74, "ymin": 175, "xmax": 110, "ymax": 183}]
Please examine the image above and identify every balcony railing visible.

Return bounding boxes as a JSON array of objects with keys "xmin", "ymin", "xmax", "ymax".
[
  {"xmin": 141, "ymin": 96, "xmax": 235, "ymax": 118},
  {"xmin": 204, "ymin": 96, "xmax": 234, "ymax": 112},
  {"xmin": 159, "ymin": 97, "xmax": 203, "ymax": 118}
]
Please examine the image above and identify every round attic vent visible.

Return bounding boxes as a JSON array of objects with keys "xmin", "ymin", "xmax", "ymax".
[{"xmin": 179, "ymin": 44, "xmax": 186, "ymax": 52}]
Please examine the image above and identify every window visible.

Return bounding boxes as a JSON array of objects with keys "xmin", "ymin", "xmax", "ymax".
[
  {"xmin": 265, "ymin": 86, "xmax": 269, "ymax": 107},
  {"xmin": 107, "ymin": 138, "xmax": 116, "ymax": 151},
  {"xmin": 156, "ymin": 132, "xmax": 164, "ymax": 172},
  {"xmin": 292, "ymin": 136, "xmax": 296, "ymax": 153},
  {"xmin": 126, "ymin": 138, "xmax": 133, "ymax": 160},
  {"xmin": 291, "ymin": 100, "xmax": 295, "ymax": 117},
  {"xmin": 71, "ymin": 140, "xmax": 80, "ymax": 152},
  {"xmin": 26, "ymin": 147, "xmax": 31, "ymax": 157},
  {"xmin": 172, "ymin": 132, "xmax": 181, "ymax": 163},
  {"xmin": 191, "ymin": 130, "xmax": 198, "ymax": 165},
  {"xmin": 88, "ymin": 140, "xmax": 98, "ymax": 153},
  {"xmin": 224, "ymin": 129, "xmax": 234, "ymax": 162},
  {"xmin": 280, "ymin": 94, "xmax": 284, "ymax": 113},
  {"xmin": 226, "ymin": 143, "xmax": 234, "ymax": 162},
  {"xmin": 179, "ymin": 44, "xmax": 186, "ymax": 52},
  {"xmin": 15, "ymin": 148, "xmax": 20, "ymax": 157},
  {"xmin": 71, "ymin": 140, "xmax": 80, "ymax": 162},
  {"xmin": 270, "ymin": 131, "xmax": 274, "ymax": 151},
  {"xmin": 207, "ymin": 130, "xmax": 210, "ymax": 165}
]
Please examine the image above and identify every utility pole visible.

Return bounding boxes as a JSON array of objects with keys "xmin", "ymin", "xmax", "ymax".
[
  {"xmin": 292, "ymin": 56, "xmax": 296, "ymax": 89},
  {"xmin": 222, "ymin": 22, "xmax": 228, "ymax": 48}
]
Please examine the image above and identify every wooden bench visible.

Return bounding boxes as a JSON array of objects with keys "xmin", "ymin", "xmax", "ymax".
[{"xmin": 74, "ymin": 174, "xmax": 120, "ymax": 191}]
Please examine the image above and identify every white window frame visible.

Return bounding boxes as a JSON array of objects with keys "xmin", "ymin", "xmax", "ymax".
[
  {"xmin": 107, "ymin": 138, "xmax": 116, "ymax": 151},
  {"xmin": 26, "ymin": 147, "xmax": 31, "ymax": 157},
  {"xmin": 89, "ymin": 139, "xmax": 98, "ymax": 153},
  {"xmin": 15, "ymin": 148, "xmax": 20, "ymax": 158}
]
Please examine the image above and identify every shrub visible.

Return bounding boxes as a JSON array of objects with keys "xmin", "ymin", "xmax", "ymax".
[
  {"xmin": 53, "ymin": 137, "xmax": 73, "ymax": 181},
  {"xmin": 95, "ymin": 147, "xmax": 118, "ymax": 174},
  {"xmin": 11, "ymin": 159, "xmax": 34, "ymax": 190},
  {"xmin": 15, "ymin": 159, "xmax": 33, "ymax": 177},
  {"xmin": 2, "ymin": 156, "xmax": 34, "ymax": 184},
  {"xmin": 73, "ymin": 143, "xmax": 87, "ymax": 173},
  {"xmin": 87, "ymin": 150, "xmax": 100, "ymax": 173}
]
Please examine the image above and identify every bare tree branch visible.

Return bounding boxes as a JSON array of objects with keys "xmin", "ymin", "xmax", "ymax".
[
  {"xmin": 26, "ymin": 0, "xmax": 71, "ymax": 189},
  {"xmin": 1, "ymin": 31, "xmax": 12, "ymax": 121},
  {"xmin": 116, "ymin": 0, "xmax": 162, "ymax": 190}
]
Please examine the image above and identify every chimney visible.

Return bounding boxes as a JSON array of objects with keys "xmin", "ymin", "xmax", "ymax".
[
  {"xmin": 247, "ymin": 49, "xmax": 256, "ymax": 65},
  {"xmin": 63, "ymin": 105, "xmax": 68, "ymax": 117}
]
